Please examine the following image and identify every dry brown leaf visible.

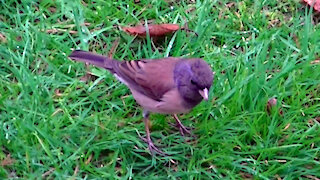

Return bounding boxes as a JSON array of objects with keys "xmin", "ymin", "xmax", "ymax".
[
  {"xmin": 49, "ymin": 7, "xmax": 56, "ymax": 13},
  {"xmin": 311, "ymin": 59, "xmax": 320, "ymax": 64},
  {"xmin": 308, "ymin": 119, "xmax": 315, "ymax": 125},
  {"xmin": 122, "ymin": 24, "xmax": 180, "ymax": 37},
  {"xmin": 267, "ymin": 97, "xmax": 277, "ymax": 113},
  {"xmin": 0, "ymin": 33, "xmax": 6, "ymax": 43},
  {"xmin": 1, "ymin": 154, "xmax": 15, "ymax": 166},
  {"xmin": 266, "ymin": 97, "xmax": 283, "ymax": 116},
  {"xmin": 54, "ymin": 89, "xmax": 62, "ymax": 97},
  {"xmin": 303, "ymin": 0, "xmax": 320, "ymax": 12},
  {"xmin": 239, "ymin": 171, "xmax": 253, "ymax": 179},
  {"xmin": 79, "ymin": 69, "xmax": 98, "ymax": 82}
]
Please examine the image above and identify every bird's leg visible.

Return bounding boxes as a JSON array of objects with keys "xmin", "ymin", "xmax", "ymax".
[
  {"xmin": 139, "ymin": 110, "xmax": 167, "ymax": 156},
  {"xmin": 172, "ymin": 114, "xmax": 192, "ymax": 136}
]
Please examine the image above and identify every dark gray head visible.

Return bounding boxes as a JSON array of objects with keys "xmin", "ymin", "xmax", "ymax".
[{"xmin": 174, "ymin": 59, "xmax": 214, "ymax": 107}]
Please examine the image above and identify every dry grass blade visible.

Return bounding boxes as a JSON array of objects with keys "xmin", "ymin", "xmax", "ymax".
[
  {"xmin": 41, "ymin": 168, "xmax": 55, "ymax": 178},
  {"xmin": 108, "ymin": 38, "xmax": 120, "ymax": 59}
]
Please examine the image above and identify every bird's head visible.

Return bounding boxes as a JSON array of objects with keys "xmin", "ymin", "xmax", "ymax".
[{"xmin": 174, "ymin": 59, "xmax": 214, "ymax": 104}]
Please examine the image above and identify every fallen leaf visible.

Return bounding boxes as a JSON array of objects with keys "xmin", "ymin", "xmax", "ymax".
[
  {"xmin": 311, "ymin": 59, "xmax": 320, "ymax": 64},
  {"xmin": 239, "ymin": 171, "xmax": 253, "ymax": 179},
  {"xmin": 266, "ymin": 97, "xmax": 283, "ymax": 115},
  {"xmin": 308, "ymin": 119, "xmax": 315, "ymax": 125},
  {"xmin": 49, "ymin": 7, "xmax": 56, "ymax": 13},
  {"xmin": 1, "ymin": 154, "xmax": 15, "ymax": 166},
  {"xmin": 303, "ymin": 0, "xmax": 320, "ymax": 12},
  {"xmin": 122, "ymin": 24, "xmax": 180, "ymax": 37},
  {"xmin": 54, "ymin": 89, "xmax": 62, "ymax": 97},
  {"xmin": 79, "ymin": 69, "xmax": 98, "ymax": 82},
  {"xmin": 266, "ymin": 97, "xmax": 277, "ymax": 113},
  {"xmin": 0, "ymin": 33, "xmax": 6, "ymax": 43}
]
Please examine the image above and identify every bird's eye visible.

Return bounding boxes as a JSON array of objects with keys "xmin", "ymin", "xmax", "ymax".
[{"xmin": 190, "ymin": 80, "xmax": 196, "ymax": 85}]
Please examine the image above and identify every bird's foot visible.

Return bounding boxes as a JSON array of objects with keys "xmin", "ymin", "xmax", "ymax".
[
  {"xmin": 139, "ymin": 136, "xmax": 168, "ymax": 156},
  {"xmin": 171, "ymin": 114, "xmax": 195, "ymax": 137},
  {"xmin": 169, "ymin": 121, "xmax": 193, "ymax": 136}
]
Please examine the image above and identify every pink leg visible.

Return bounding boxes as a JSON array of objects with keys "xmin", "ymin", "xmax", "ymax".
[
  {"xmin": 172, "ymin": 114, "xmax": 193, "ymax": 136},
  {"xmin": 139, "ymin": 111, "xmax": 167, "ymax": 156}
]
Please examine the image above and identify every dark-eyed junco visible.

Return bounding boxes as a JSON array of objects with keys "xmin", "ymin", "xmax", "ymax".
[{"xmin": 69, "ymin": 50, "xmax": 214, "ymax": 155}]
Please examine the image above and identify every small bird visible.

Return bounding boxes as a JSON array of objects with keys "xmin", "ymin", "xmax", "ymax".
[{"xmin": 69, "ymin": 50, "xmax": 214, "ymax": 155}]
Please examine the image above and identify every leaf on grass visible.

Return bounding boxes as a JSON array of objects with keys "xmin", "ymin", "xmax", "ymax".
[
  {"xmin": 303, "ymin": 0, "xmax": 320, "ymax": 12},
  {"xmin": 239, "ymin": 171, "xmax": 253, "ymax": 179},
  {"xmin": 267, "ymin": 97, "xmax": 277, "ymax": 113},
  {"xmin": 266, "ymin": 97, "xmax": 283, "ymax": 115},
  {"xmin": 79, "ymin": 70, "xmax": 97, "ymax": 82},
  {"xmin": 0, "ymin": 33, "xmax": 6, "ymax": 43},
  {"xmin": 122, "ymin": 24, "xmax": 180, "ymax": 37},
  {"xmin": 1, "ymin": 154, "xmax": 15, "ymax": 166},
  {"xmin": 54, "ymin": 89, "xmax": 63, "ymax": 97},
  {"xmin": 311, "ymin": 59, "xmax": 320, "ymax": 64}
]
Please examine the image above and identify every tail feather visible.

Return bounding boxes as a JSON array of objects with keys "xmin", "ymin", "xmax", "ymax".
[{"xmin": 68, "ymin": 50, "xmax": 115, "ymax": 69}]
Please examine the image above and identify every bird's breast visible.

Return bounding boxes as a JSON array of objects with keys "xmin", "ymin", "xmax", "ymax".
[{"xmin": 130, "ymin": 88, "xmax": 191, "ymax": 114}]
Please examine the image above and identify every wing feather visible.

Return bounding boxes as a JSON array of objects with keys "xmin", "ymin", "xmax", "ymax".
[{"xmin": 114, "ymin": 58, "xmax": 180, "ymax": 101}]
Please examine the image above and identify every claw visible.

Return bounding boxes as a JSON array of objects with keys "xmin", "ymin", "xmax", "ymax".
[
  {"xmin": 172, "ymin": 114, "xmax": 195, "ymax": 137},
  {"xmin": 139, "ymin": 115, "xmax": 168, "ymax": 156}
]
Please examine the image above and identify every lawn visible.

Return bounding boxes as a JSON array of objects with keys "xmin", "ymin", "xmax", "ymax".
[{"xmin": 1, "ymin": 0, "xmax": 320, "ymax": 179}]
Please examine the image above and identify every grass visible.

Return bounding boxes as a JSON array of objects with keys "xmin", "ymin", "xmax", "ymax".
[{"xmin": 1, "ymin": 0, "xmax": 320, "ymax": 179}]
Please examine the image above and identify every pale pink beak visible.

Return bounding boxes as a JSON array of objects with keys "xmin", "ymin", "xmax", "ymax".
[{"xmin": 199, "ymin": 88, "xmax": 209, "ymax": 101}]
